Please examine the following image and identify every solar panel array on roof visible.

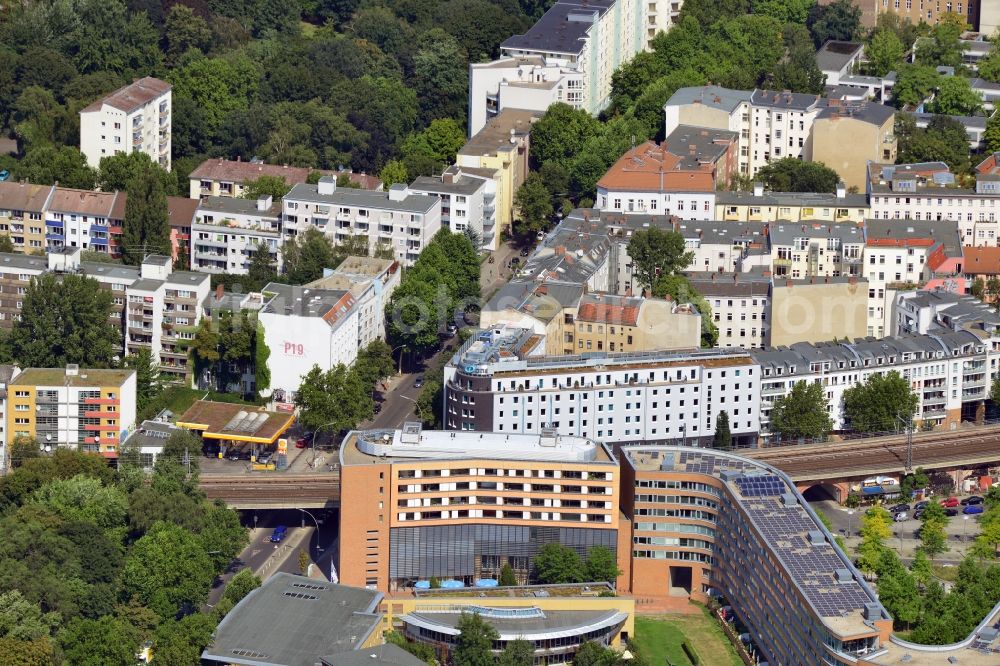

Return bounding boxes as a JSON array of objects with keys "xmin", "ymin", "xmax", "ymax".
[
  {"xmin": 220, "ymin": 410, "xmax": 269, "ymax": 434},
  {"xmin": 735, "ymin": 475, "xmax": 785, "ymax": 497}
]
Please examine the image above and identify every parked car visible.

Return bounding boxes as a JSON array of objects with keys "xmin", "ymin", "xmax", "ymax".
[
  {"xmin": 295, "ymin": 437, "xmax": 308, "ymax": 449},
  {"xmin": 520, "ymin": 247, "xmax": 531, "ymax": 257},
  {"xmin": 414, "ymin": 376, "xmax": 424, "ymax": 389},
  {"xmin": 914, "ymin": 500, "xmax": 930, "ymax": 510},
  {"xmin": 269, "ymin": 525, "xmax": 287, "ymax": 542},
  {"xmin": 256, "ymin": 453, "xmax": 272, "ymax": 465},
  {"xmin": 227, "ymin": 449, "xmax": 249, "ymax": 461},
  {"xmin": 0, "ymin": 170, "xmax": 9, "ymax": 182},
  {"xmin": 963, "ymin": 505, "xmax": 985, "ymax": 515},
  {"xmin": 940, "ymin": 497, "xmax": 960, "ymax": 508},
  {"xmin": 890, "ymin": 503, "xmax": 910, "ymax": 513},
  {"xmin": 914, "ymin": 508, "xmax": 924, "ymax": 520},
  {"xmin": 961, "ymin": 496, "xmax": 984, "ymax": 506},
  {"xmin": 446, "ymin": 323, "xmax": 458, "ymax": 336},
  {"xmin": 893, "ymin": 511, "xmax": 908, "ymax": 522},
  {"xmin": 944, "ymin": 508, "xmax": 959, "ymax": 517}
]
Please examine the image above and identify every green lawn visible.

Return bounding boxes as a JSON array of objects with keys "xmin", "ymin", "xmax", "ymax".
[{"xmin": 634, "ymin": 608, "xmax": 743, "ymax": 666}]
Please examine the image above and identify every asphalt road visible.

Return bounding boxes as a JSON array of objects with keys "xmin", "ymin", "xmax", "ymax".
[{"xmin": 366, "ymin": 336, "xmax": 461, "ymax": 430}]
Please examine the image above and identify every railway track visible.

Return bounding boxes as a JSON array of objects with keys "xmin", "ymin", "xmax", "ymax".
[{"xmin": 199, "ymin": 474, "xmax": 340, "ymax": 503}]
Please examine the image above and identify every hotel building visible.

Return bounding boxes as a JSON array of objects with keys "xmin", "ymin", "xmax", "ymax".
[
  {"xmin": 337, "ymin": 424, "xmax": 622, "ymax": 593},
  {"xmin": 443, "ymin": 328, "xmax": 761, "ymax": 447},
  {"xmin": 5, "ymin": 365, "xmax": 137, "ymax": 458}
]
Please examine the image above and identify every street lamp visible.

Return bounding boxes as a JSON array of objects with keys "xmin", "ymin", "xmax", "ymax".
[
  {"xmin": 847, "ymin": 509, "xmax": 855, "ymax": 538},
  {"xmin": 391, "ymin": 344, "xmax": 408, "ymax": 375},
  {"xmin": 963, "ymin": 514, "xmax": 969, "ymax": 543},
  {"xmin": 400, "ymin": 394, "xmax": 424, "ymax": 423},
  {"xmin": 310, "ymin": 421, "xmax": 339, "ymax": 468},
  {"xmin": 297, "ymin": 508, "xmax": 322, "ymax": 556}
]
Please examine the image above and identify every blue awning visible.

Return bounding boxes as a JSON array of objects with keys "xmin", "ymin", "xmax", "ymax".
[
  {"xmin": 475, "ymin": 579, "xmax": 498, "ymax": 588},
  {"xmin": 441, "ymin": 580, "xmax": 464, "ymax": 589},
  {"xmin": 861, "ymin": 486, "xmax": 885, "ymax": 495},
  {"xmin": 414, "ymin": 580, "xmax": 430, "ymax": 589}
]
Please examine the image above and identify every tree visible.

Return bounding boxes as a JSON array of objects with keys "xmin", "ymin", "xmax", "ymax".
[
  {"xmin": 533, "ymin": 543, "xmax": 584, "ymax": 584},
  {"xmin": 386, "ymin": 630, "xmax": 437, "ymax": 664},
  {"xmin": 30, "ymin": 474, "xmax": 127, "ymax": 530},
  {"xmin": 713, "ymin": 411, "xmax": 732, "ymax": 450},
  {"xmin": 401, "ymin": 118, "xmax": 467, "ymax": 176},
  {"xmin": 919, "ymin": 503, "xmax": 949, "ymax": 559},
  {"xmin": 453, "ymin": 612, "xmax": 499, "ymax": 666},
  {"xmin": 123, "ymin": 167, "xmax": 171, "ymax": 265},
  {"xmin": 770, "ymin": 24, "xmax": 826, "ymax": 95},
  {"xmin": 499, "ymin": 638, "xmax": 534, "ymax": 666},
  {"xmin": 499, "ymin": 562, "xmax": 517, "ymax": 586},
  {"xmin": 916, "ymin": 16, "xmax": 964, "ymax": 68},
  {"xmin": 0, "ymin": 236, "xmax": 13, "ymax": 254},
  {"xmin": 930, "ymin": 76, "xmax": 982, "ymax": 116},
  {"xmin": 583, "ymin": 546, "xmax": 622, "ymax": 585},
  {"xmin": 857, "ymin": 507, "xmax": 892, "ymax": 572},
  {"xmin": 867, "ymin": 29, "xmax": 905, "ymax": 78},
  {"xmin": 769, "ymin": 381, "xmax": 832, "ymax": 442},
  {"xmin": 169, "ymin": 56, "xmax": 261, "ymax": 138},
  {"xmin": 514, "ymin": 174, "xmax": 553, "ymax": 234},
  {"xmin": 529, "ymin": 103, "xmax": 602, "ymax": 168},
  {"xmin": 892, "ymin": 65, "xmax": 941, "ymax": 108},
  {"xmin": 755, "ymin": 158, "xmax": 840, "ymax": 193},
  {"xmin": 413, "ymin": 29, "xmax": 468, "ymax": 125},
  {"xmin": 150, "ymin": 613, "xmax": 216, "ymax": 666},
  {"xmin": 572, "ymin": 640, "xmax": 622, "ymax": 666},
  {"xmin": 282, "ymin": 227, "xmax": 337, "ymax": 284},
  {"xmin": 57, "ymin": 616, "xmax": 138, "ymax": 666},
  {"xmin": 842, "ymin": 371, "xmax": 918, "ymax": 433},
  {"xmin": 754, "ymin": 0, "xmax": 813, "ymax": 24},
  {"xmin": 651, "ymin": 274, "xmax": 718, "ymax": 347},
  {"xmin": 125, "ymin": 348, "xmax": 161, "ymax": 415},
  {"xmin": 981, "ymin": 46, "xmax": 1000, "ymax": 83},
  {"xmin": 122, "ymin": 521, "xmax": 215, "ymax": 618},
  {"xmin": 164, "ymin": 5, "xmax": 211, "ymax": 63},
  {"xmin": 355, "ymin": 340, "xmax": 395, "ymax": 389},
  {"xmin": 895, "ymin": 114, "xmax": 971, "ymax": 174},
  {"xmin": 246, "ymin": 243, "xmax": 277, "ymax": 290},
  {"xmin": 241, "ymin": 176, "xmax": 291, "ymax": 201},
  {"xmin": 222, "ymin": 568, "xmax": 261, "ymax": 606},
  {"xmin": 379, "ymin": 160, "xmax": 408, "ymax": 187},
  {"xmin": 97, "ymin": 152, "xmax": 175, "ymax": 195},
  {"xmin": 987, "ymin": 113, "xmax": 1000, "ymax": 154},
  {"xmin": 807, "ymin": 0, "xmax": 861, "ymax": 47},
  {"xmin": 876, "ymin": 553, "xmax": 921, "ymax": 629},
  {"xmin": 16, "ymin": 146, "xmax": 96, "ymax": 189},
  {"xmin": 626, "ymin": 228, "xmax": 693, "ymax": 291},
  {"xmin": 0, "ymin": 637, "xmax": 54, "ymax": 666},
  {"xmin": 295, "ymin": 364, "xmax": 373, "ymax": 433},
  {"xmin": 0, "ymin": 590, "xmax": 59, "ymax": 641},
  {"xmin": 7, "ymin": 273, "xmax": 119, "ymax": 368}
]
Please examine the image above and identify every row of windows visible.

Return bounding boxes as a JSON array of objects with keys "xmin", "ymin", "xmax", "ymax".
[
  {"xmin": 634, "ymin": 522, "xmax": 716, "ymax": 536},
  {"xmin": 633, "ymin": 536, "xmax": 713, "ymax": 549},
  {"xmin": 635, "ymin": 479, "xmax": 721, "ymax": 494},
  {"xmin": 632, "ymin": 550, "xmax": 714, "ymax": 563},
  {"xmin": 636, "ymin": 496, "xmax": 719, "ymax": 509}
]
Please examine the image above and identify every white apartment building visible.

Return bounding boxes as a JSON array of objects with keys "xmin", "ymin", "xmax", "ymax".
[
  {"xmin": 444, "ymin": 331, "xmax": 761, "ymax": 447},
  {"xmin": 410, "ymin": 166, "xmax": 496, "ymax": 251},
  {"xmin": 715, "ymin": 183, "xmax": 870, "ymax": 224},
  {"xmin": 686, "ymin": 271, "xmax": 771, "ymax": 349},
  {"xmin": 282, "ymin": 178, "xmax": 441, "ymax": 267},
  {"xmin": 468, "ymin": 0, "xmax": 642, "ymax": 135},
  {"xmin": 44, "ymin": 187, "xmax": 123, "ymax": 255},
  {"xmin": 894, "ymin": 288, "xmax": 1000, "ymax": 338},
  {"xmin": 752, "ymin": 331, "xmax": 991, "ymax": 438},
  {"xmin": 768, "ymin": 221, "xmax": 866, "ymax": 280},
  {"xmin": 868, "ymin": 161, "xmax": 1000, "ymax": 246},
  {"xmin": 192, "ymin": 196, "xmax": 282, "ymax": 275},
  {"xmin": 257, "ymin": 283, "xmax": 360, "ymax": 399},
  {"xmin": 863, "ymin": 218, "xmax": 964, "ymax": 338},
  {"xmin": 79, "ymin": 77, "xmax": 171, "ymax": 171},
  {"xmin": 305, "ymin": 256, "xmax": 401, "ymax": 350}
]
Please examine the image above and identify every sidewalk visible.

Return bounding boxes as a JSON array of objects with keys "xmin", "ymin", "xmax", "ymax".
[{"xmin": 253, "ymin": 527, "xmax": 312, "ymax": 581}]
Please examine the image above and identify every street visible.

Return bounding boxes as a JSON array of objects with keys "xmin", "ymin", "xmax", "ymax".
[{"xmin": 206, "ymin": 508, "xmax": 340, "ymax": 607}]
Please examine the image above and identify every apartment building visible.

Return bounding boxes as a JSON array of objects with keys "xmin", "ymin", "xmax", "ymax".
[
  {"xmin": 864, "ymin": 217, "xmax": 964, "ymax": 337},
  {"xmin": 816, "ymin": 41, "xmax": 865, "ymax": 87},
  {"xmin": 338, "ymin": 423, "xmax": 622, "ymax": 592},
  {"xmin": 166, "ymin": 197, "xmax": 198, "ymax": 263},
  {"xmin": 5, "ymin": 365, "xmax": 137, "ymax": 458},
  {"xmin": 79, "ymin": 77, "xmax": 171, "ymax": 170},
  {"xmin": 456, "ymin": 109, "xmax": 534, "ymax": 240},
  {"xmin": 894, "ymin": 288, "xmax": 1000, "ymax": 337},
  {"xmin": 188, "ymin": 158, "xmax": 315, "ymax": 200},
  {"xmin": 595, "ymin": 127, "xmax": 738, "ymax": 218},
  {"xmin": 817, "ymin": 0, "xmax": 980, "ymax": 30},
  {"xmin": 686, "ymin": 271, "xmax": 771, "ymax": 349},
  {"xmin": 621, "ymin": 447, "xmax": 892, "ymax": 665},
  {"xmin": 770, "ymin": 276, "xmax": 869, "ymax": 346},
  {"xmin": 192, "ymin": 195, "xmax": 281, "ymax": 275},
  {"xmin": 768, "ymin": 221, "xmax": 866, "ymax": 280},
  {"xmin": 0, "ymin": 181, "xmax": 52, "ymax": 253},
  {"xmin": 0, "ymin": 365, "xmax": 17, "ymax": 471},
  {"xmin": 811, "ymin": 100, "xmax": 896, "ymax": 190},
  {"xmin": 962, "ymin": 246, "xmax": 1000, "ymax": 290},
  {"xmin": 409, "ymin": 166, "xmax": 497, "ymax": 251},
  {"xmin": 468, "ymin": 0, "xmax": 640, "ymax": 135},
  {"xmin": 753, "ymin": 330, "xmax": 989, "ymax": 437},
  {"xmin": 305, "ymin": 256, "xmax": 401, "ymax": 351},
  {"xmin": 571, "ymin": 293, "xmax": 700, "ymax": 354},
  {"xmin": 282, "ymin": 178, "xmax": 440, "ymax": 267},
  {"xmin": 664, "ymin": 86, "xmax": 895, "ymax": 181},
  {"xmin": 983, "ymin": 2, "xmax": 999, "ymax": 34},
  {"xmin": 444, "ymin": 329, "xmax": 761, "ymax": 446},
  {"xmin": 257, "ymin": 282, "xmax": 360, "ymax": 398},
  {"xmin": 45, "ymin": 187, "xmax": 123, "ymax": 256},
  {"xmin": 715, "ymin": 182, "xmax": 869, "ymax": 224},
  {"xmin": 867, "ymin": 161, "xmax": 1000, "ymax": 247}
]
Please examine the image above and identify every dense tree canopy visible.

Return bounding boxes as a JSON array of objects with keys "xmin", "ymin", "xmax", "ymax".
[
  {"xmin": 769, "ymin": 380, "xmax": 832, "ymax": 442},
  {"xmin": 755, "ymin": 158, "xmax": 841, "ymax": 193},
  {"xmin": 842, "ymin": 371, "xmax": 918, "ymax": 433}
]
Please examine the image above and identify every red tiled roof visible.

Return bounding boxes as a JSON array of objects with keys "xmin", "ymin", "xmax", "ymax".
[
  {"xmin": 49, "ymin": 188, "xmax": 118, "ymax": 217},
  {"xmin": 976, "ymin": 153, "xmax": 1000, "ymax": 175},
  {"xmin": 576, "ymin": 302, "xmax": 640, "ymax": 326},
  {"xmin": 166, "ymin": 197, "xmax": 199, "ymax": 228},
  {"xmin": 81, "ymin": 77, "xmax": 170, "ymax": 114},
  {"xmin": 963, "ymin": 247, "xmax": 1000, "ymax": 274},
  {"xmin": 596, "ymin": 141, "xmax": 718, "ymax": 193},
  {"xmin": 188, "ymin": 159, "xmax": 313, "ymax": 185}
]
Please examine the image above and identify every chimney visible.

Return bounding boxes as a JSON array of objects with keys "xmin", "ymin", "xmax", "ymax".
[
  {"xmin": 753, "ymin": 182, "xmax": 764, "ymax": 197},
  {"xmin": 848, "ymin": 276, "xmax": 857, "ymax": 285},
  {"xmin": 836, "ymin": 182, "xmax": 846, "ymax": 198},
  {"xmin": 215, "ymin": 283, "xmax": 224, "ymax": 299}
]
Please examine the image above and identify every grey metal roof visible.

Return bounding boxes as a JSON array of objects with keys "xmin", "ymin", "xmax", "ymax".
[
  {"xmin": 284, "ymin": 183, "xmax": 437, "ymax": 214},
  {"xmin": 409, "ymin": 174, "xmax": 485, "ymax": 196},
  {"xmin": 261, "ymin": 283, "xmax": 355, "ymax": 325},
  {"xmin": 202, "ymin": 573, "xmax": 383, "ymax": 666},
  {"xmin": 815, "ymin": 40, "xmax": 864, "ymax": 73},
  {"xmin": 675, "ymin": 220, "xmax": 769, "ymax": 246},
  {"xmin": 129, "ymin": 278, "xmax": 163, "ymax": 292},
  {"xmin": 79, "ymin": 262, "xmax": 140, "ymax": 281},
  {"xmin": 817, "ymin": 100, "xmax": 895, "ymax": 126},
  {"xmin": 687, "ymin": 271, "xmax": 772, "ymax": 298},
  {"xmin": 715, "ymin": 190, "xmax": 868, "ymax": 208},
  {"xmin": 664, "ymin": 85, "xmax": 752, "ymax": 113},
  {"xmin": 663, "ymin": 125, "xmax": 739, "ymax": 169},
  {"xmin": 166, "ymin": 271, "xmax": 211, "ymax": 286},
  {"xmin": 864, "ymin": 218, "xmax": 962, "ymax": 257},
  {"xmin": 320, "ymin": 644, "xmax": 429, "ymax": 666},
  {"xmin": 0, "ymin": 253, "xmax": 49, "ymax": 272},
  {"xmin": 750, "ymin": 89, "xmax": 821, "ymax": 111},
  {"xmin": 501, "ymin": 0, "xmax": 615, "ymax": 55},
  {"xmin": 769, "ymin": 221, "xmax": 864, "ymax": 246}
]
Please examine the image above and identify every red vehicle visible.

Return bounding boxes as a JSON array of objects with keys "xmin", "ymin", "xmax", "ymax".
[
  {"xmin": 294, "ymin": 437, "xmax": 308, "ymax": 449},
  {"xmin": 939, "ymin": 496, "xmax": 960, "ymax": 508}
]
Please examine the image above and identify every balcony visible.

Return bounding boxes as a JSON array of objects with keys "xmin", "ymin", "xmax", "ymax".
[
  {"xmin": 336, "ymin": 212, "xmax": 351, "ymax": 222},
  {"xmin": 773, "ymin": 257, "xmax": 792, "ymax": 266}
]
